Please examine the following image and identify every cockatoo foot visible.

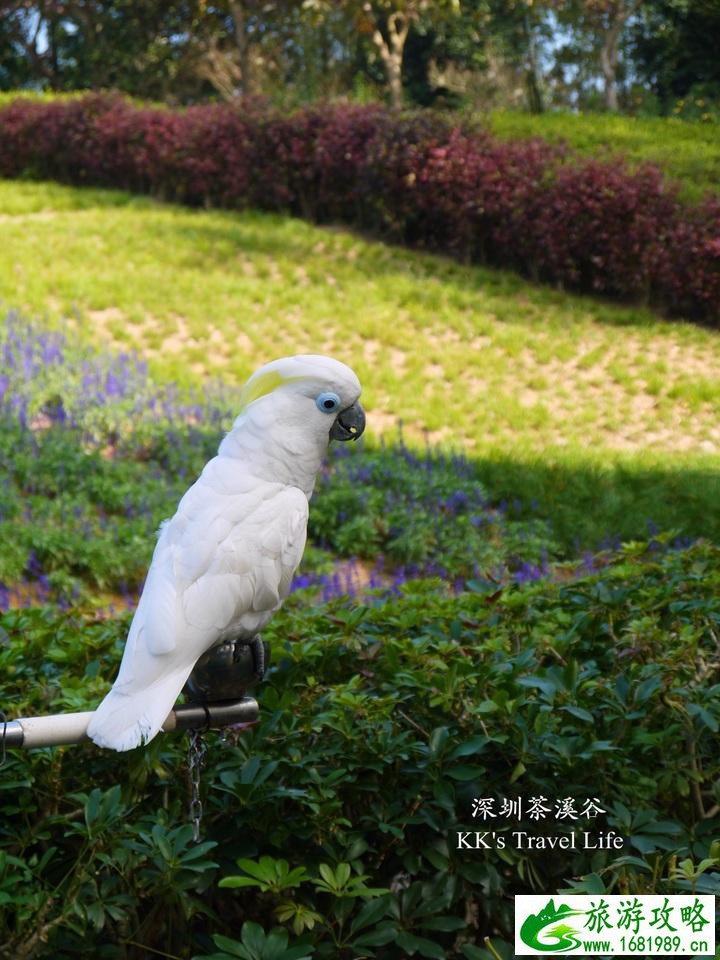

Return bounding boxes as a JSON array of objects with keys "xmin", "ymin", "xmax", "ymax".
[
  {"xmin": 241, "ymin": 635, "xmax": 268, "ymax": 682},
  {"xmin": 184, "ymin": 636, "xmax": 268, "ymax": 702}
]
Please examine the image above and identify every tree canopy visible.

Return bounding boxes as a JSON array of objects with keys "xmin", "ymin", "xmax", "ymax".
[{"xmin": 0, "ymin": 0, "xmax": 717, "ymax": 114}]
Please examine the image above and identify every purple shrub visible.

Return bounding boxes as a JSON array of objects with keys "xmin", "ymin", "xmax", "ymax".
[
  {"xmin": 0, "ymin": 94, "xmax": 716, "ymax": 318},
  {"xmin": 527, "ymin": 160, "xmax": 680, "ymax": 298}
]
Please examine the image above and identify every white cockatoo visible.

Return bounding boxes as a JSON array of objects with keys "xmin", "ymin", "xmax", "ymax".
[{"xmin": 87, "ymin": 354, "xmax": 365, "ymax": 752}]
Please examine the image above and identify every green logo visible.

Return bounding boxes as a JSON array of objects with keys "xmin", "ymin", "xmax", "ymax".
[{"xmin": 520, "ymin": 899, "xmax": 586, "ymax": 952}]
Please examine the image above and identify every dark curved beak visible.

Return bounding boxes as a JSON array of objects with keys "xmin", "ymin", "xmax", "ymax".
[{"xmin": 330, "ymin": 400, "xmax": 366, "ymax": 442}]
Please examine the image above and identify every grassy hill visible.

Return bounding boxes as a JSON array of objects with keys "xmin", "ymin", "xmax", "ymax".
[
  {"xmin": 1, "ymin": 176, "xmax": 719, "ymax": 547},
  {"xmin": 489, "ymin": 110, "xmax": 720, "ymax": 204}
]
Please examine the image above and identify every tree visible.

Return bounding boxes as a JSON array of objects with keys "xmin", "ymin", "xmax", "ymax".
[
  {"xmin": 305, "ymin": 0, "xmax": 463, "ymax": 108},
  {"xmin": 630, "ymin": 0, "xmax": 720, "ymax": 110},
  {"xmin": 550, "ymin": 0, "xmax": 647, "ymax": 110},
  {"xmin": 0, "ymin": 1, "xmax": 210, "ymax": 100},
  {"xmin": 190, "ymin": 0, "xmax": 261, "ymax": 100},
  {"xmin": 367, "ymin": 3, "xmax": 412, "ymax": 108},
  {"xmin": 0, "ymin": 0, "xmax": 68, "ymax": 90},
  {"xmin": 595, "ymin": 0, "xmax": 643, "ymax": 109},
  {"xmin": 481, "ymin": 0, "xmax": 553, "ymax": 113},
  {"xmin": 189, "ymin": 0, "xmax": 344, "ymax": 103}
]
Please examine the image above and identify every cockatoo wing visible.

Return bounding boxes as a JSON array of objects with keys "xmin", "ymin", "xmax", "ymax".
[{"xmin": 87, "ymin": 477, "xmax": 308, "ymax": 752}]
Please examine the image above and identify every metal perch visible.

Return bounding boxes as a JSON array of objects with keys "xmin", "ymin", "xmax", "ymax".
[
  {"xmin": 1, "ymin": 697, "xmax": 259, "ymax": 749},
  {"xmin": 1, "ymin": 636, "xmax": 268, "ymax": 751}
]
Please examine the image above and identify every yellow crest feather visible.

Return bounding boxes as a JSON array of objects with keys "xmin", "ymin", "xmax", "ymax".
[{"xmin": 238, "ymin": 370, "xmax": 304, "ymax": 411}]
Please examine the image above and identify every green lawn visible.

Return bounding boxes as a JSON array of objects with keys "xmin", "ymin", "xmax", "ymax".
[
  {"xmin": 489, "ymin": 111, "xmax": 720, "ymax": 204},
  {"xmin": 1, "ymin": 177, "xmax": 719, "ymax": 545}
]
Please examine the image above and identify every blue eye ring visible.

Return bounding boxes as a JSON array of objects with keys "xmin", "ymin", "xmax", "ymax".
[{"xmin": 316, "ymin": 391, "xmax": 341, "ymax": 414}]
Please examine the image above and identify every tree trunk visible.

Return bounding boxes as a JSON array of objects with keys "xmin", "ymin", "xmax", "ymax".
[
  {"xmin": 47, "ymin": 10, "xmax": 59, "ymax": 90},
  {"xmin": 371, "ymin": 11, "xmax": 411, "ymax": 109},
  {"xmin": 229, "ymin": 0, "xmax": 252, "ymax": 97},
  {"xmin": 18, "ymin": 4, "xmax": 49, "ymax": 86},
  {"xmin": 524, "ymin": 13, "xmax": 544, "ymax": 114},
  {"xmin": 599, "ymin": 0, "xmax": 639, "ymax": 112},
  {"xmin": 195, "ymin": 34, "xmax": 243, "ymax": 101},
  {"xmin": 599, "ymin": 22, "xmax": 621, "ymax": 110},
  {"xmin": 194, "ymin": 1, "xmax": 252, "ymax": 102}
]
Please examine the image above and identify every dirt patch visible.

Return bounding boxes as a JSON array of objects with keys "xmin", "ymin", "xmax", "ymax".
[
  {"xmin": 369, "ymin": 409, "xmax": 401, "ymax": 434},
  {"xmin": 390, "ymin": 348, "xmax": 406, "ymax": 375},
  {"xmin": 162, "ymin": 314, "xmax": 205, "ymax": 355},
  {"xmin": 519, "ymin": 389, "xmax": 541, "ymax": 408},
  {"xmin": 0, "ymin": 210, "xmax": 59, "ymax": 223},
  {"xmin": 88, "ymin": 306, "xmax": 126, "ymax": 328},
  {"xmin": 362, "ymin": 338, "xmax": 381, "ymax": 363},
  {"xmin": 499, "ymin": 327, "xmax": 720, "ymax": 452},
  {"xmin": 425, "ymin": 425, "xmax": 452, "ymax": 444},
  {"xmin": 233, "ymin": 330, "xmax": 254, "ymax": 352}
]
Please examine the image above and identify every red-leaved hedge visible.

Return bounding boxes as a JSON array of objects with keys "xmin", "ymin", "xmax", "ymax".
[{"xmin": 0, "ymin": 94, "xmax": 718, "ymax": 320}]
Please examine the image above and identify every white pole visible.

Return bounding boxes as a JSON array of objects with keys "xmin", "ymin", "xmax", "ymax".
[
  {"xmin": 2, "ymin": 698, "xmax": 258, "ymax": 749},
  {"xmin": 16, "ymin": 711, "xmax": 96, "ymax": 748}
]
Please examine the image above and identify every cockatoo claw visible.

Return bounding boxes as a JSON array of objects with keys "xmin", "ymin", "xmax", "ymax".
[{"xmin": 246, "ymin": 635, "xmax": 268, "ymax": 682}]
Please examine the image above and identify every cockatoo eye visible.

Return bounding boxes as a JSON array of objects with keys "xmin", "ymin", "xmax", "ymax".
[{"xmin": 315, "ymin": 392, "xmax": 341, "ymax": 413}]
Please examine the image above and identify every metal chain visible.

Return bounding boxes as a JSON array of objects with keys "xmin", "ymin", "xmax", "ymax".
[
  {"xmin": 188, "ymin": 729, "xmax": 207, "ymax": 843},
  {"xmin": 0, "ymin": 711, "xmax": 6, "ymax": 768}
]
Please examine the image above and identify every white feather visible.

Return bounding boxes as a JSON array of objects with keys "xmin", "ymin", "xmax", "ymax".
[
  {"xmin": 87, "ymin": 485, "xmax": 307, "ymax": 750},
  {"xmin": 87, "ymin": 354, "xmax": 360, "ymax": 752}
]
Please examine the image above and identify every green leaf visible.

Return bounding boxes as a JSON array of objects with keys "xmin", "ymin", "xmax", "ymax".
[
  {"xmin": 396, "ymin": 931, "xmax": 446, "ymax": 959},
  {"xmin": 219, "ymin": 876, "xmax": 262, "ymax": 889},
  {"xmin": 428, "ymin": 727, "xmax": 449, "ymax": 754},
  {"xmin": 351, "ymin": 923, "xmax": 398, "ymax": 947},
  {"xmin": 635, "ymin": 676, "xmax": 662, "ymax": 703},
  {"xmin": 608, "ymin": 856, "xmax": 652, "ymax": 871},
  {"xmin": 558, "ymin": 872, "xmax": 606, "ymax": 895},
  {"xmin": 280, "ymin": 949, "xmax": 313, "ymax": 960},
  {"xmin": 263, "ymin": 929, "xmax": 290, "ymax": 957},
  {"xmin": 211, "ymin": 933, "xmax": 252, "ymax": 959},
  {"xmin": 562, "ymin": 706, "xmax": 593, "ymax": 722},
  {"xmin": 687, "ymin": 703, "xmax": 719, "ymax": 732},
  {"xmin": 240, "ymin": 757, "xmax": 262, "ymax": 785},
  {"xmin": 446, "ymin": 765, "xmax": 484, "ymax": 781},
  {"xmin": 476, "ymin": 701, "xmax": 499, "ymax": 714},
  {"xmin": 448, "ymin": 736, "xmax": 488, "ymax": 759},
  {"xmin": 350, "ymin": 895, "xmax": 391, "ymax": 934},
  {"xmin": 241, "ymin": 921, "xmax": 266, "ymax": 956},
  {"xmin": 461, "ymin": 946, "xmax": 486, "ymax": 959}
]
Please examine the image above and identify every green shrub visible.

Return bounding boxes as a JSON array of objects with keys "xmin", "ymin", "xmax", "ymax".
[
  {"xmin": 0, "ymin": 417, "xmax": 564, "ymax": 607},
  {"xmin": 0, "ymin": 539, "xmax": 718, "ymax": 957}
]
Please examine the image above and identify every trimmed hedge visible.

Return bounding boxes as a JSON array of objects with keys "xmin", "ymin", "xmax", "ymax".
[{"xmin": 0, "ymin": 95, "xmax": 718, "ymax": 320}]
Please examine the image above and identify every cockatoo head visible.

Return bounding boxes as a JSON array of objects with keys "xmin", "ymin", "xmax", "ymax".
[
  {"xmin": 219, "ymin": 355, "xmax": 365, "ymax": 494},
  {"xmin": 239, "ymin": 354, "xmax": 365, "ymax": 442}
]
